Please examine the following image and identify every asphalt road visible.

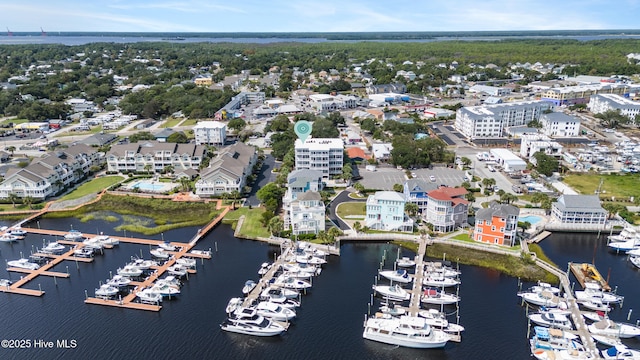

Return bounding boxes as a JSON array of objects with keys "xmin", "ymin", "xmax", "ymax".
[
  {"xmin": 244, "ymin": 154, "xmax": 277, "ymax": 207},
  {"xmin": 327, "ymin": 190, "xmax": 363, "ymax": 231}
]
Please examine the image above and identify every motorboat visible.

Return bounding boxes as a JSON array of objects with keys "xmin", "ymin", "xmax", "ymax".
[
  {"xmin": 226, "ymin": 297, "xmax": 244, "ymax": 314},
  {"xmin": 629, "ymin": 255, "xmax": 640, "ymax": 269},
  {"xmin": 575, "ymin": 282, "xmax": 624, "ymax": 304},
  {"xmin": 582, "ymin": 310, "xmax": 608, "ymax": 323},
  {"xmin": 380, "ymin": 304, "xmax": 406, "ymax": 317},
  {"xmin": 579, "ymin": 299, "xmax": 611, "ymax": 312},
  {"xmin": 282, "ymin": 263, "xmax": 319, "ymax": 277},
  {"xmin": 95, "ymin": 284, "xmax": 119, "ymax": 298},
  {"xmin": 7, "ymin": 258, "xmax": 40, "ymax": 270},
  {"xmin": 64, "ymin": 229, "xmax": 85, "ymax": 240},
  {"xmin": 167, "ymin": 264, "xmax": 188, "ymax": 277},
  {"xmin": 273, "ymin": 275, "xmax": 312, "ymax": 290},
  {"xmin": 608, "ymin": 227, "xmax": 638, "ymax": 242},
  {"xmin": 424, "ymin": 262, "xmax": 461, "ymax": 278},
  {"xmin": 175, "ymin": 257, "xmax": 196, "ymax": 268},
  {"xmin": 258, "ymin": 262, "xmax": 272, "ymax": 276},
  {"xmin": 7, "ymin": 227, "xmax": 26, "ymax": 237},
  {"xmin": 149, "ymin": 283, "xmax": 181, "ymax": 297},
  {"xmin": 372, "ymin": 284, "xmax": 410, "ymax": 301},
  {"xmin": 82, "ymin": 237, "xmax": 104, "ymax": 250},
  {"xmin": 128, "ymin": 258, "xmax": 158, "ymax": 270},
  {"xmin": 136, "ymin": 288, "xmax": 163, "ymax": 304},
  {"xmin": 242, "ymin": 280, "xmax": 257, "ymax": 295},
  {"xmin": 0, "ymin": 233, "xmax": 19, "ymax": 242},
  {"xmin": 41, "ymin": 242, "xmax": 66, "ymax": 254},
  {"xmin": 592, "ymin": 334, "xmax": 625, "ymax": 348},
  {"xmin": 528, "ymin": 312, "xmax": 574, "ymax": 330},
  {"xmin": 601, "ymin": 345, "xmax": 640, "ymax": 359},
  {"xmin": 107, "ymin": 275, "xmax": 131, "ymax": 288},
  {"xmin": 422, "ymin": 275, "xmax": 460, "ymax": 288},
  {"xmin": 221, "ymin": 307, "xmax": 286, "ymax": 337},
  {"xmin": 256, "ymin": 301, "xmax": 296, "ymax": 321},
  {"xmin": 396, "ymin": 257, "xmax": 416, "ymax": 268},
  {"xmin": 0, "ymin": 279, "xmax": 12, "ymax": 287},
  {"xmin": 530, "ymin": 327, "xmax": 585, "ymax": 359},
  {"xmin": 259, "ymin": 289, "xmax": 300, "ymax": 308},
  {"xmin": 417, "ymin": 308, "xmax": 465, "ymax": 333},
  {"xmin": 362, "ymin": 314, "xmax": 449, "ymax": 349},
  {"xmin": 379, "ymin": 269, "xmax": 413, "ymax": 284},
  {"xmin": 421, "ymin": 288, "xmax": 460, "ymax": 305},
  {"xmin": 156, "ymin": 276, "xmax": 181, "ymax": 289},
  {"xmin": 528, "ymin": 282, "xmax": 561, "ymax": 295},
  {"xmin": 73, "ymin": 247, "xmax": 94, "ymax": 258},
  {"xmin": 190, "ymin": 249, "xmax": 211, "ymax": 257},
  {"xmin": 117, "ymin": 265, "xmax": 143, "ymax": 278},
  {"xmin": 261, "ymin": 286, "xmax": 299, "ymax": 300},
  {"xmin": 158, "ymin": 242, "xmax": 177, "ymax": 251},
  {"xmin": 297, "ymin": 241, "xmax": 327, "ymax": 257},
  {"xmin": 608, "ymin": 239, "xmax": 640, "ymax": 253},
  {"xmin": 94, "ymin": 235, "xmax": 119, "ymax": 247},
  {"xmin": 518, "ymin": 290, "xmax": 562, "ymax": 307},
  {"xmin": 588, "ymin": 319, "xmax": 640, "ymax": 338},
  {"xmin": 295, "ymin": 254, "xmax": 326, "ymax": 265},
  {"xmin": 150, "ymin": 248, "xmax": 170, "ymax": 259}
]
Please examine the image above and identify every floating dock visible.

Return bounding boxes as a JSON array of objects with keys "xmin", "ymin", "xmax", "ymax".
[{"xmin": 569, "ymin": 262, "xmax": 611, "ymax": 291}]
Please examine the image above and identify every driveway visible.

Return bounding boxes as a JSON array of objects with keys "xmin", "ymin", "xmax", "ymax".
[
  {"xmin": 328, "ymin": 190, "xmax": 364, "ymax": 231},
  {"xmin": 244, "ymin": 154, "xmax": 277, "ymax": 207}
]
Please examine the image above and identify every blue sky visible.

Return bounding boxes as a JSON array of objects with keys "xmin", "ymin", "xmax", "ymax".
[{"xmin": 1, "ymin": 1, "xmax": 638, "ymax": 33}]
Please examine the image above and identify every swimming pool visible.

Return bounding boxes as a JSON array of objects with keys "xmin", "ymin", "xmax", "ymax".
[
  {"xmin": 131, "ymin": 181, "xmax": 166, "ymax": 192},
  {"xmin": 519, "ymin": 215, "xmax": 542, "ymax": 224}
]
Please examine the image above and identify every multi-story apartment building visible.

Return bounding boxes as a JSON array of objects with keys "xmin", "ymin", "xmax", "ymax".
[
  {"xmin": 425, "ymin": 186, "xmax": 469, "ymax": 233},
  {"xmin": 541, "ymin": 83, "xmax": 632, "ymax": 106},
  {"xmin": 107, "ymin": 141, "xmax": 206, "ymax": 173},
  {"xmin": 365, "ymin": 191, "xmax": 414, "ymax": 232},
  {"xmin": 195, "ymin": 142, "xmax": 257, "ymax": 197},
  {"xmin": 294, "ymin": 138, "xmax": 344, "ymax": 179},
  {"xmin": 520, "ymin": 134, "xmax": 563, "ymax": 161},
  {"xmin": 308, "ymin": 94, "xmax": 358, "ymax": 111},
  {"xmin": 454, "ymin": 100, "xmax": 553, "ymax": 139},
  {"xmin": 539, "ymin": 112, "xmax": 580, "ymax": 137},
  {"xmin": 588, "ymin": 94, "xmax": 640, "ymax": 120},
  {"xmin": 473, "ymin": 202, "xmax": 520, "ymax": 246},
  {"xmin": 551, "ymin": 195, "xmax": 607, "ymax": 225},
  {"xmin": 0, "ymin": 144, "xmax": 102, "ymax": 200},
  {"xmin": 194, "ymin": 121, "xmax": 226, "ymax": 146}
]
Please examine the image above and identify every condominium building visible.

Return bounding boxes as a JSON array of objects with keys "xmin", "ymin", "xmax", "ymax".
[
  {"xmin": 454, "ymin": 100, "xmax": 553, "ymax": 139},
  {"xmin": 195, "ymin": 142, "xmax": 257, "ymax": 197},
  {"xmin": 541, "ymin": 83, "xmax": 632, "ymax": 106},
  {"xmin": 425, "ymin": 186, "xmax": 469, "ymax": 233},
  {"xmin": 539, "ymin": 112, "xmax": 580, "ymax": 137},
  {"xmin": 194, "ymin": 121, "xmax": 227, "ymax": 146},
  {"xmin": 365, "ymin": 191, "xmax": 414, "ymax": 232},
  {"xmin": 473, "ymin": 202, "xmax": 520, "ymax": 246},
  {"xmin": 294, "ymin": 137, "xmax": 344, "ymax": 179},
  {"xmin": 107, "ymin": 141, "xmax": 206, "ymax": 173},
  {"xmin": 520, "ymin": 134, "xmax": 563, "ymax": 161},
  {"xmin": 308, "ymin": 94, "xmax": 358, "ymax": 111},
  {"xmin": 551, "ymin": 195, "xmax": 607, "ymax": 225},
  {"xmin": 588, "ymin": 94, "xmax": 640, "ymax": 120}
]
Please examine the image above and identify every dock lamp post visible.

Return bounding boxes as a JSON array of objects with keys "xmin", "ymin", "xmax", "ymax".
[{"xmin": 161, "ymin": 232, "xmax": 164, "ymax": 242}]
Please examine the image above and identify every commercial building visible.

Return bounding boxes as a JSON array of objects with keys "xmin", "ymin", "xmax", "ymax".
[
  {"xmin": 194, "ymin": 121, "xmax": 227, "ymax": 146},
  {"xmin": 469, "ymin": 84, "xmax": 512, "ymax": 97},
  {"xmin": 294, "ymin": 137, "xmax": 344, "ymax": 179},
  {"xmin": 539, "ymin": 112, "xmax": 581, "ymax": 137},
  {"xmin": 490, "ymin": 149, "xmax": 527, "ymax": 172},
  {"xmin": 308, "ymin": 94, "xmax": 358, "ymax": 111},
  {"xmin": 473, "ymin": 202, "xmax": 520, "ymax": 246},
  {"xmin": 551, "ymin": 195, "xmax": 607, "ymax": 225},
  {"xmin": 588, "ymin": 94, "xmax": 640, "ymax": 120},
  {"xmin": 365, "ymin": 191, "xmax": 414, "ymax": 232},
  {"xmin": 520, "ymin": 134, "xmax": 563, "ymax": 162}
]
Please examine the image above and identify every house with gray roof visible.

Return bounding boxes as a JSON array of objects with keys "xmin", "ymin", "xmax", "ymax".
[
  {"xmin": 365, "ymin": 191, "xmax": 413, "ymax": 232},
  {"xmin": 551, "ymin": 195, "xmax": 606, "ymax": 225},
  {"xmin": 195, "ymin": 142, "xmax": 257, "ymax": 197},
  {"xmin": 473, "ymin": 201, "xmax": 520, "ymax": 246},
  {"xmin": 106, "ymin": 141, "xmax": 206, "ymax": 174},
  {"xmin": 287, "ymin": 191, "xmax": 326, "ymax": 236},
  {"xmin": 0, "ymin": 143, "xmax": 101, "ymax": 200},
  {"xmin": 283, "ymin": 169, "xmax": 325, "ymax": 232}
]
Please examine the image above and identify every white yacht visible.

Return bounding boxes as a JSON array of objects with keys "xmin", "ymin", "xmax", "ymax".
[
  {"xmin": 362, "ymin": 314, "xmax": 449, "ymax": 349},
  {"xmin": 95, "ymin": 284, "xmax": 119, "ymax": 298},
  {"xmin": 518, "ymin": 290, "xmax": 562, "ymax": 307},
  {"xmin": 529, "ymin": 312, "xmax": 574, "ymax": 330},
  {"xmin": 0, "ymin": 233, "xmax": 19, "ymax": 242},
  {"xmin": 190, "ymin": 249, "xmax": 211, "ymax": 257},
  {"xmin": 608, "ymin": 239, "xmax": 640, "ymax": 252},
  {"xmin": 261, "ymin": 286, "xmax": 299, "ymax": 299},
  {"xmin": 226, "ymin": 297, "xmax": 244, "ymax": 314},
  {"xmin": 0, "ymin": 279, "xmax": 12, "ymax": 287},
  {"xmin": 107, "ymin": 275, "xmax": 131, "ymax": 288},
  {"xmin": 258, "ymin": 262, "xmax": 272, "ymax": 276},
  {"xmin": 158, "ymin": 242, "xmax": 177, "ymax": 251},
  {"xmin": 156, "ymin": 276, "xmax": 181, "ymax": 289},
  {"xmin": 82, "ymin": 237, "xmax": 104, "ymax": 250},
  {"xmin": 588, "ymin": 319, "xmax": 640, "ymax": 338},
  {"xmin": 629, "ymin": 255, "xmax": 640, "ymax": 269},
  {"xmin": 418, "ymin": 308, "xmax": 465, "ymax": 333},
  {"xmin": 372, "ymin": 284, "xmax": 410, "ymax": 301},
  {"xmin": 128, "ymin": 258, "xmax": 158, "ymax": 270},
  {"xmin": 422, "ymin": 275, "xmax": 460, "ymax": 288},
  {"xmin": 295, "ymin": 254, "xmax": 326, "ymax": 265},
  {"xmin": 608, "ymin": 227, "xmax": 638, "ymax": 242},
  {"xmin": 601, "ymin": 345, "xmax": 640, "ymax": 359},
  {"xmin": 73, "ymin": 247, "xmax": 94, "ymax": 258},
  {"xmin": 175, "ymin": 257, "xmax": 196, "ymax": 268},
  {"xmin": 396, "ymin": 257, "xmax": 416, "ymax": 268},
  {"xmin": 379, "ymin": 269, "xmax": 413, "ymax": 284},
  {"xmin": 64, "ymin": 229, "xmax": 85, "ymax": 240},
  {"xmin": 424, "ymin": 263, "xmax": 461, "ymax": 278},
  {"xmin": 150, "ymin": 248, "xmax": 170, "ymax": 259},
  {"xmin": 421, "ymin": 288, "xmax": 460, "ymax": 305},
  {"xmin": 530, "ymin": 326, "xmax": 585, "ymax": 359},
  {"xmin": 167, "ymin": 264, "xmax": 188, "ymax": 277},
  {"xmin": 94, "ymin": 235, "xmax": 119, "ymax": 247},
  {"xmin": 274, "ymin": 275, "xmax": 312, "ymax": 290},
  {"xmin": 149, "ymin": 283, "xmax": 181, "ymax": 297},
  {"xmin": 41, "ymin": 242, "xmax": 66, "ymax": 254},
  {"xmin": 7, "ymin": 227, "xmax": 27, "ymax": 237},
  {"xmin": 221, "ymin": 307, "xmax": 286, "ymax": 337},
  {"xmin": 528, "ymin": 282, "xmax": 561, "ymax": 295},
  {"xmin": 7, "ymin": 258, "xmax": 40, "ymax": 270},
  {"xmin": 136, "ymin": 288, "xmax": 163, "ymax": 304},
  {"xmin": 592, "ymin": 335, "xmax": 625, "ymax": 348},
  {"xmin": 117, "ymin": 265, "xmax": 143, "ymax": 278},
  {"xmin": 256, "ymin": 301, "xmax": 296, "ymax": 321},
  {"xmin": 575, "ymin": 282, "xmax": 624, "ymax": 304},
  {"xmin": 579, "ymin": 299, "xmax": 611, "ymax": 312},
  {"xmin": 242, "ymin": 280, "xmax": 257, "ymax": 295}
]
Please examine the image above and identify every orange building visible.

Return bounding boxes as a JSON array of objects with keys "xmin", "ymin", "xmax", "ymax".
[{"xmin": 473, "ymin": 201, "xmax": 520, "ymax": 246}]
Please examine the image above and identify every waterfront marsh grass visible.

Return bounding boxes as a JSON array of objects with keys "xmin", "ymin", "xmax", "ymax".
[
  {"xmin": 424, "ymin": 243, "xmax": 558, "ymax": 283},
  {"xmin": 528, "ymin": 243, "xmax": 558, "ymax": 268},
  {"xmin": 563, "ymin": 173, "xmax": 640, "ymax": 199},
  {"xmin": 222, "ymin": 207, "xmax": 271, "ymax": 238},
  {"xmin": 336, "ymin": 202, "xmax": 366, "ymax": 218},
  {"xmin": 60, "ymin": 176, "xmax": 124, "ymax": 201},
  {"xmin": 44, "ymin": 194, "xmax": 221, "ymax": 235}
]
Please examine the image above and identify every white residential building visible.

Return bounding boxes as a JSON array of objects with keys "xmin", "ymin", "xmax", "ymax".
[
  {"xmin": 194, "ymin": 121, "xmax": 227, "ymax": 146},
  {"xmin": 539, "ymin": 112, "xmax": 580, "ymax": 137},
  {"xmin": 551, "ymin": 195, "xmax": 606, "ymax": 225},
  {"xmin": 454, "ymin": 100, "xmax": 553, "ymax": 139},
  {"xmin": 588, "ymin": 94, "xmax": 640, "ymax": 120},
  {"xmin": 288, "ymin": 191, "xmax": 326, "ymax": 236},
  {"xmin": 371, "ymin": 143, "xmax": 393, "ymax": 161},
  {"xmin": 107, "ymin": 141, "xmax": 206, "ymax": 173},
  {"xmin": 468, "ymin": 84, "xmax": 512, "ymax": 97},
  {"xmin": 425, "ymin": 186, "xmax": 469, "ymax": 233},
  {"xmin": 365, "ymin": 191, "xmax": 413, "ymax": 232},
  {"xmin": 308, "ymin": 94, "xmax": 358, "ymax": 111},
  {"xmin": 195, "ymin": 142, "xmax": 257, "ymax": 197},
  {"xmin": 520, "ymin": 134, "xmax": 563, "ymax": 163},
  {"xmin": 294, "ymin": 137, "xmax": 344, "ymax": 179}
]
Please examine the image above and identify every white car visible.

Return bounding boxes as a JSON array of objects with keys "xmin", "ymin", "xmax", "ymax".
[{"xmin": 429, "ymin": 175, "xmax": 436, "ymax": 182}]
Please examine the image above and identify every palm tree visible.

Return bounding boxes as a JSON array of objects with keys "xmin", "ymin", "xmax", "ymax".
[
  {"xmin": 353, "ymin": 182, "xmax": 365, "ymax": 195},
  {"xmin": 179, "ymin": 177, "xmax": 191, "ymax": 193},
  {"xmin": 353, "ymin": 221, "xmax": 362, "ymax": 233},
  {"xmin": 230, "ymin": 190, "xmax": 241, "ymax": 210},
  {"xmin": 5, "ymin": 146, "xmax": 15, "ymax": 157},
  {"xmin": 22, "ymin": 196, "xmax": 34, "ymax": 210},
  {"xmin": 327, "ymin": 227, "xmax": 343, "ymax": 243},
  {"xmin": 481, "ymin": 177, "xmax": 496, "ymax": 189},
  {"xmin": 143, "ymin": 164, "xmax": 153, "ymax": 175},
  {"xmin": 267, "ymin": 216, "xmax": 284, "ymax": 237},
  {"xmin": 404, "ymin": 203, "xmax": 419, "ymax": 218},
  {"xmin": 7, "ymin": 192, "xmax": 19, "ymax": 208},
  {"xmin": 163, "ymin": 165, "xmax": 174, "ymax": 175}
]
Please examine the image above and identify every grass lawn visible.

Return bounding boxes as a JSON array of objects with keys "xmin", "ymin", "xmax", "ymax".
[
  {"xmin": 336, "ymin": 202, "xmax": 366, "ymax": 218},
  {"xmin": 161, "ymin": 118, "xmax": 183, "ymax": 128},
  {"xmin": 223, "ymin": 206, "xmax": 271, "ymax": 238},
  {"xmin": 181, "ymin": 119, "xmax": 198, "ymax": 126},
  {"xmin": 1, "ymin": 118, "xmax": 28, "ymax": 125},
  {"xmin": 54, "ymin": 126, "xmax": 107, "ymax": 137},
  {"xmin": 563, "ymin": 173, "xmax": 640, "ymax": 199},
  {"xmin": 59, "ymin": 176, "xmax": 124, "ymax": 201},
  {"xmin": 348, "ymin": 192, "xmax": 366, "ymax": 199},
  {"xmin": 451, "ymin": 233, "xmax": 473, "ymax": 242}
]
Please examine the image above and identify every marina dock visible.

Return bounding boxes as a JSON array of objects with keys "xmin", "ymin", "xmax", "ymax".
[
  {"xmin": 408, "ymin": 238, "xmax": 426, "ymax": 316},
  {"xmin": 569, "ymin": 262, "xmax": 611, "ymax": 292}
]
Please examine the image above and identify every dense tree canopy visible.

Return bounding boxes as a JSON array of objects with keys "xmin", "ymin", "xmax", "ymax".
[
  {"xmin": 390, "ymin": 136, "xmax": 454, "ymax": 169},
  {"xmin": 533, "ymin": 151, "xmax": 560, "ymax": 176}
]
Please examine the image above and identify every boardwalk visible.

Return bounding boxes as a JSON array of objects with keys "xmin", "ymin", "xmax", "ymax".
[{"xmin": 408, "ymin": 238, "xmax": 426, "ymax": 316}]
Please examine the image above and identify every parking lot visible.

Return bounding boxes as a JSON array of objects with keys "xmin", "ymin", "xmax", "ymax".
[{"xmin": 357, "ymin": 165, "xmax": 465, "ymax": 191}]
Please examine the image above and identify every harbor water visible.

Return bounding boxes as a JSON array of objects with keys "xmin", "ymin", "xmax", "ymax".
[{"xmin": 5, "ymin": 217, "xmax": 637, "ymax": 359}]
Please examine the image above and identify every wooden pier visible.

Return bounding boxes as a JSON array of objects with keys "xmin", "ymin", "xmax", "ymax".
[
  {"xmin": 569, "ymin": 262, "xmax": 611, "ymax": 292},
  {"xmin": 243, "ymin": 243, "xmax": 292, "ymax": 308},
  {"xmin": 408, "ymin": 238, "xmax": 426, "ymax": 316}
]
